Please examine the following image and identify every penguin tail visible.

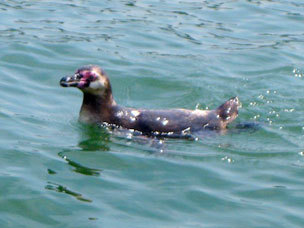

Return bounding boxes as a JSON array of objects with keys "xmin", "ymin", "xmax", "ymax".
[{"xmin": 216, "ymin": 96, "xmax": 240, "ymax": 128}]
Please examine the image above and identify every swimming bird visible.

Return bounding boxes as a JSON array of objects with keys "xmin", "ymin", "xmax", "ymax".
[{"xmin": 60, "ymin": 65, "xmax": 239, "ymax": 136}]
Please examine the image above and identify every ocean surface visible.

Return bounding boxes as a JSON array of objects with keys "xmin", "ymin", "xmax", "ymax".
[{"xmin": 1, "ymin": 0, "xmax": 304, "ymax": 227}]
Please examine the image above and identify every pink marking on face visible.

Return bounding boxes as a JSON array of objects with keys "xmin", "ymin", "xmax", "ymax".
[
  {"xmin": 82, "ymin": 71, "xmax": 98, "ymax": 81},
  {"xmin": 77, "ymin": 80, "xmax": 87, "ymax": 89},
  {"xmin": 76, "ymin": 71, "xmax": 98, "ymax": 88}
]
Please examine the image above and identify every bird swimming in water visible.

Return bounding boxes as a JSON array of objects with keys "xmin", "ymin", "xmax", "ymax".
[{"xmin": 60, "ymin": 65, "xmax": 240, "ymax": 137}]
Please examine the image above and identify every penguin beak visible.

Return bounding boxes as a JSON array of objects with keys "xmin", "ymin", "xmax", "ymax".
[{"xmin": 60, "ymin": 74, "xmax": 81, "ymax": 87}]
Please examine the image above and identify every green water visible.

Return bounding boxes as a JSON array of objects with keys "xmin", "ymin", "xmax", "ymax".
[{"xmin": 1, "ymin": 1, "xmax": 304, "ymax": 227}]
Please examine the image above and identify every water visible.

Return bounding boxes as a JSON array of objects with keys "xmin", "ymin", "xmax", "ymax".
[{"xmin": 1, "ymin": 0, "xmax": 304, "ymax": 227}]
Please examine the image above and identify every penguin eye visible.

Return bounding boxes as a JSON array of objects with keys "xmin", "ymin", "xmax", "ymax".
[{"xmin": 88, "ymin": 72, "xmax": 98, "ymax": 81}]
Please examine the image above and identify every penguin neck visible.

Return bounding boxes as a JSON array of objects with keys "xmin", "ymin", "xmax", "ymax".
[{"xmin": 79, "ymin": 89, "xmax": 116, "ymax": 124}]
